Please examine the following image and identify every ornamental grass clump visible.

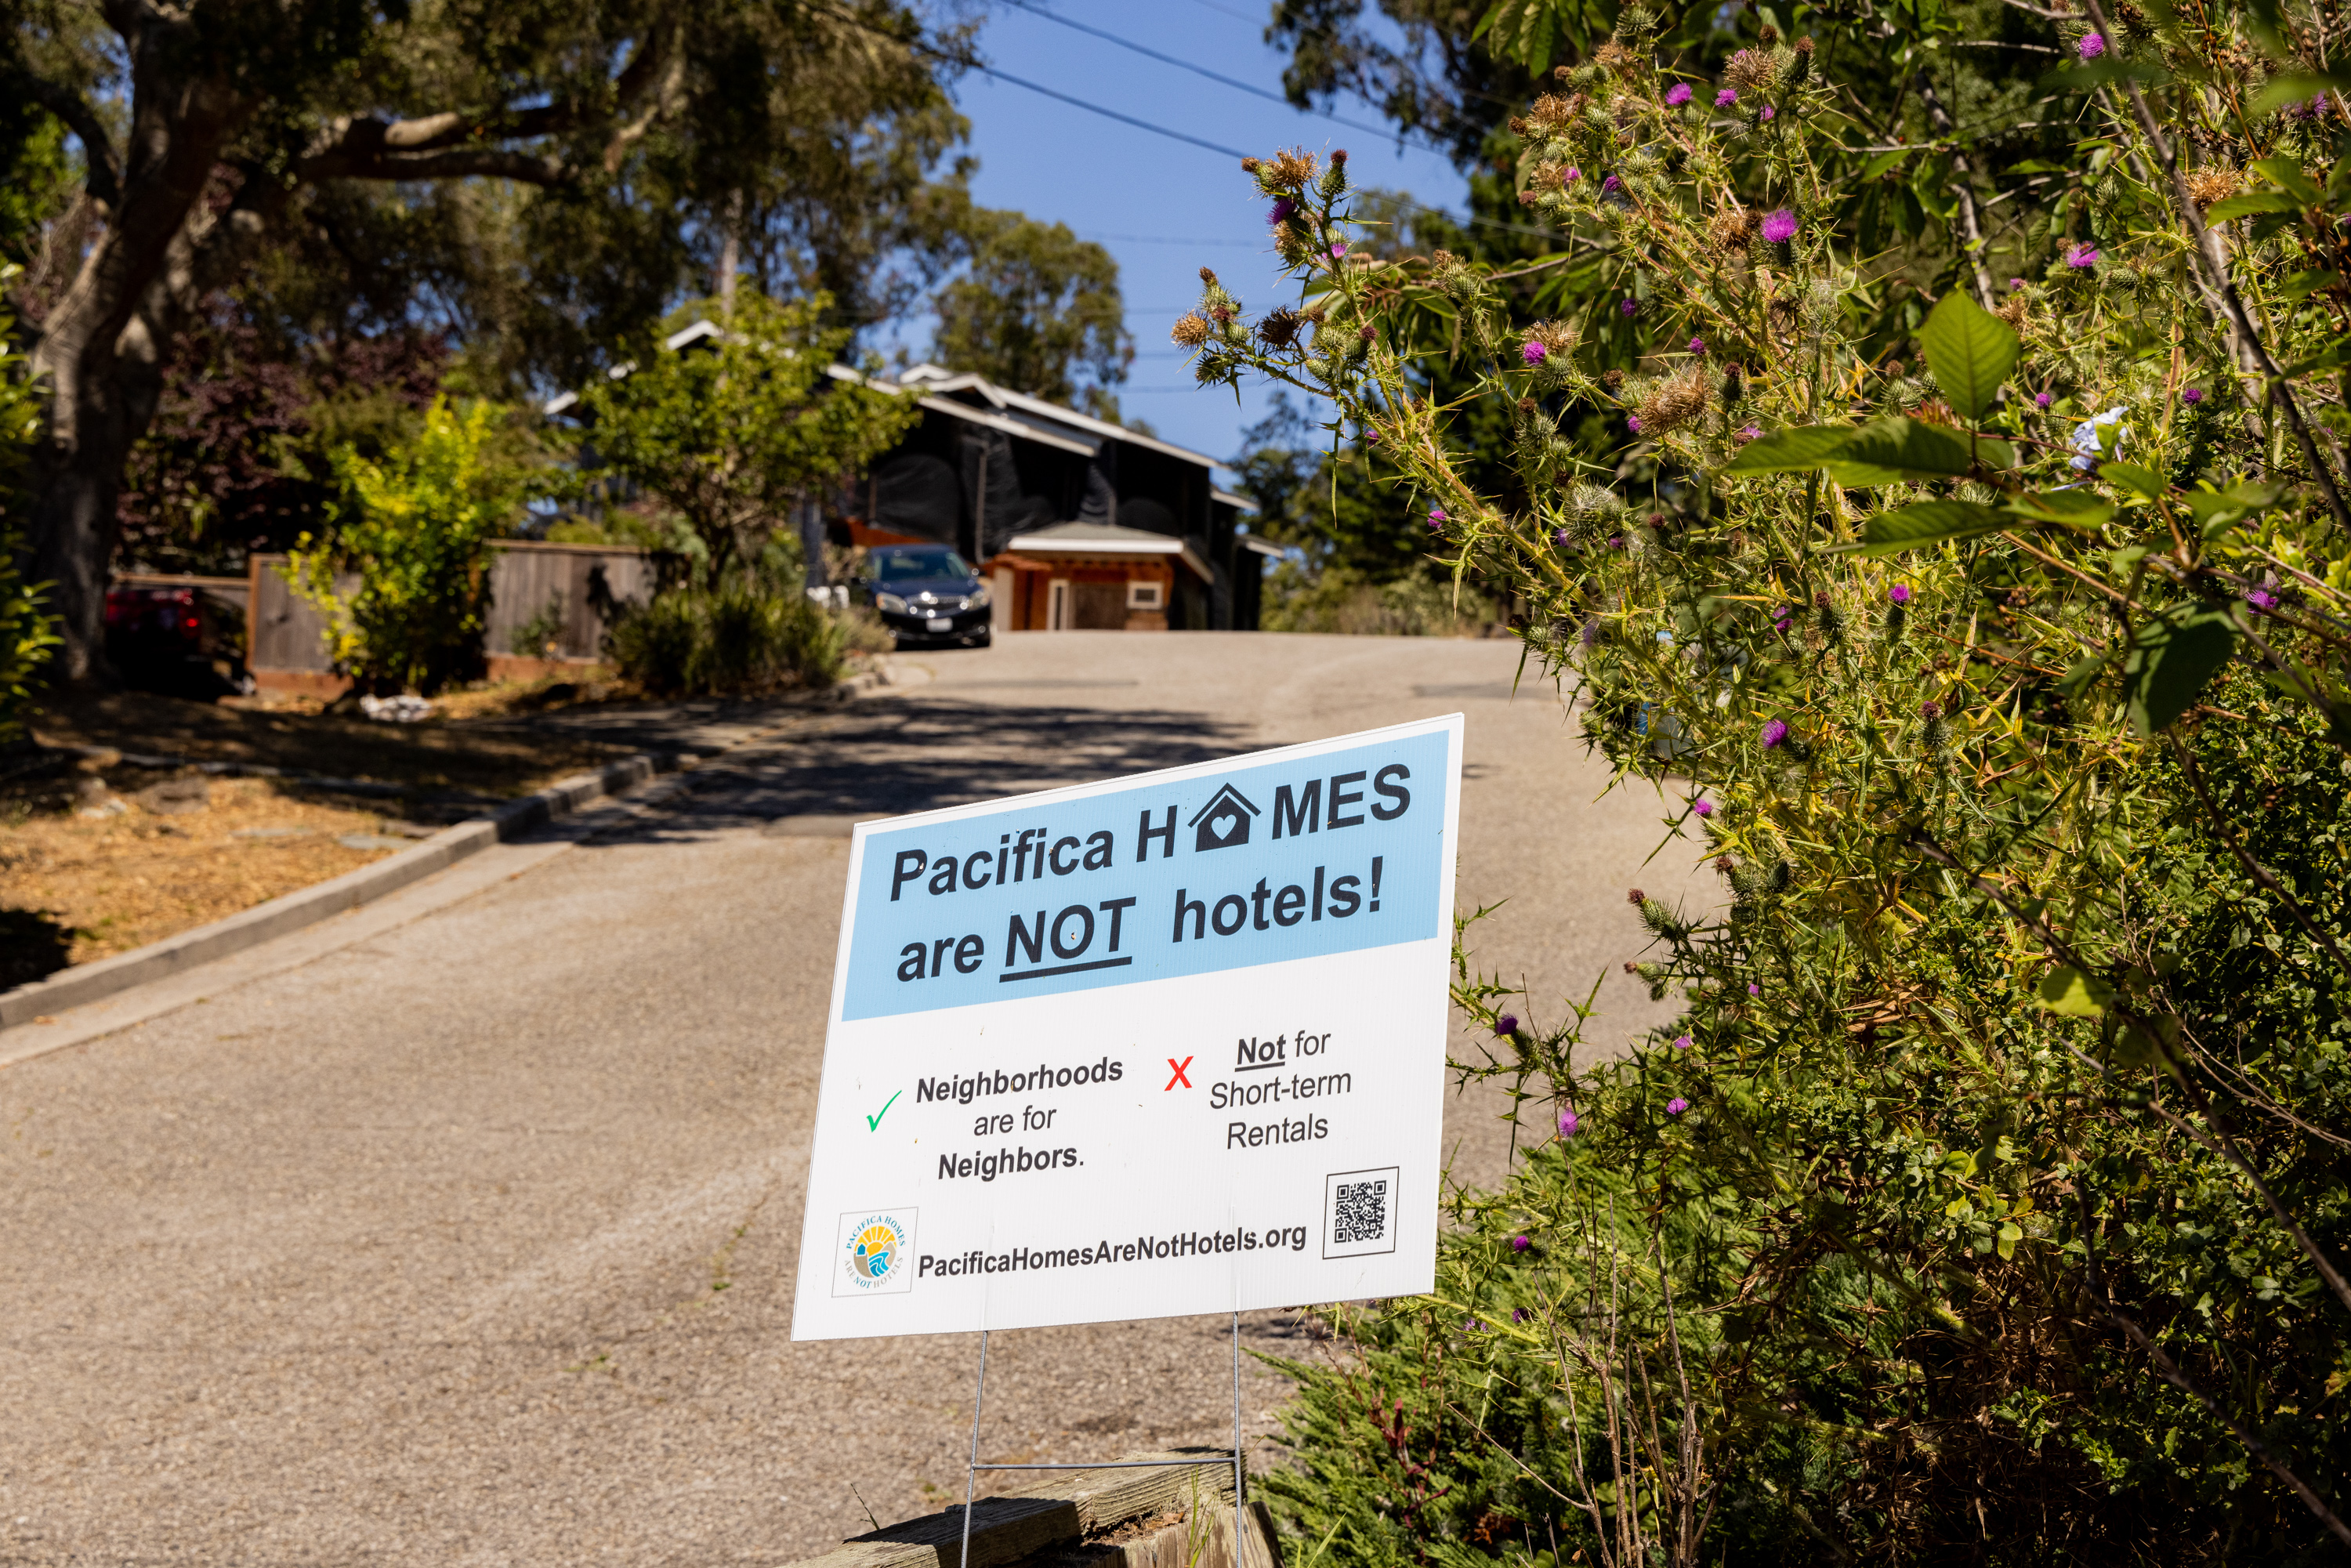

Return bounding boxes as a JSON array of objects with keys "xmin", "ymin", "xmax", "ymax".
[{"xmin": 1186, "ymin": 0, "xmax": 2351, "ymax": 1556}]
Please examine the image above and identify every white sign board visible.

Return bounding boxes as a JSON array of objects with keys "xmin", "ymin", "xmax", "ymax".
[{"xmin": 790, "ymin": 715, "xmax": 1462, "ymax": 1341}]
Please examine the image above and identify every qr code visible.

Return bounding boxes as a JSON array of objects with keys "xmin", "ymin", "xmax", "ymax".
[
  {"xmin": 1324, "ymin": 1167, "xmax": 1400, "ymax": 1258},
  {"xmin": 1332, "ymin": 1179, "xmax": 1388, "ymax": 1244}
]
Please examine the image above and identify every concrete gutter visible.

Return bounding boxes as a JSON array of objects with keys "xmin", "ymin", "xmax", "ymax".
[{"xmin": 0, "ymin": 660, "xmax": 902, "ymax": 1031}]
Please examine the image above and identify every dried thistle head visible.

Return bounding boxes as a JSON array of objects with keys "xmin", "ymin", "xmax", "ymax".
[
  {"xmin": 1256, "ymin": 307, "xmax": 1305, "ymax": 349},
  {"xmin": 1523, "ymin": 320, "xmax": 1578, "ymax": 364},
  {"xmin": 1708, "ymin": 207, "xmax": 1757, "ymax": 253},
  {"xmin": 1593, "ymin": 39, "xmax": 1638, "ymax": 73},
  {"xmin": 1273, "ymin": 147, "xmax": 1318, "ymax": 188},
  {"xmin": 1635, "ymin": 363, "xmax": 1712, "ymax": 436},
  {"xmin": 1994, "ymin": 295, "xmax": 2030, "ymax": 335},
  {"xmin": 1911, "ymin": 398, "xmax": 1960, "ymax": 428},
  {"xmin": 1171, "ymin": 312, "xmax": 1212, "ymax": 348},
  {"xmin": 1527, "ymin": 92, "xmax": 1578, "ymax": 134},
  {"xmin": 2185, "ymin": 166, "xmax": 2241, "ymax": 209},
  {"xmin": 1724, "ymin": 48, "xmax": 1776, "ymax": 96},
  {"xmin": 1603, "ymin": 368, "xmax": 1626, "ymax": 391}
]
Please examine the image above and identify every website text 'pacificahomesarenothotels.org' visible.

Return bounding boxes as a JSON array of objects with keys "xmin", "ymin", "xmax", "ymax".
[{"xmin": 915, "ymin": 1224, "xmax": 1310, "ymax": 1280}]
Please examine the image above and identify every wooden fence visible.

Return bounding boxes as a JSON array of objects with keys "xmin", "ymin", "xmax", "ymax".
[{"xmin": 244, "ymin": 541, "xmax": 654, "ymax": 691}]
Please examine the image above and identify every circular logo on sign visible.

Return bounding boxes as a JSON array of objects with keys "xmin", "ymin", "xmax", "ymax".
[{"xmin": 846, "ymin": 1215, "xmax": 907, "ymax": 1289}]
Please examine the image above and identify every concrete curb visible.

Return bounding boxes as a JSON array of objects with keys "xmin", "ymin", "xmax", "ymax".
[{"xmin": 0, "ymin": 658, "xmax": 901, "ymax": 1030}]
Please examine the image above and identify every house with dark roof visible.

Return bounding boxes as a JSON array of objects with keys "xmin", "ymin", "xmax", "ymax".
[{"xmin": 547, "ymin": 329, "xmax": 1275, "ymax": 632}]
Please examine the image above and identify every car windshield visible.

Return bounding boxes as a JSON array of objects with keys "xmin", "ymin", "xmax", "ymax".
[{"xmin": 869, "ymin": 548, "xmax": 971, "ymax": 582}]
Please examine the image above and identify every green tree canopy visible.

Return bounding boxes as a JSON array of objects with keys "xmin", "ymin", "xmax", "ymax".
[
  {"xmin": 928, "ymin": 203, "xmax": 1131, "ymax": 417},
  {"xmin": 578, "ymin": 291, "xmax": 920, "ymax": 574}
]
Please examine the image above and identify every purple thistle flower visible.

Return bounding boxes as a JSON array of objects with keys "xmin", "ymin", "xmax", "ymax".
[
  {"xmin": 1762, "ymin": 719, "xmax": 1788, "ymax": 748},
  {"xmin": 1760, "ymin": 104, "xmax": 1777, "ymax": 122},
  {"xmin": 1665, "ymin": 82, "xmax": 1693, "ymax": 107},
  {"xmin": 1689, "ymin": 335, "xmax": 1707, "ymax": 356},
  {"xmin": 1737, "ymin": 422, "xmax": 1762, "ymax": 441},
  {"xmin": 1666, "ymin": 1097, "xmax": 1690, "ymax": 1115},
  {"xmin": 1269, "ymin": 197, "xmax": 1299, "ymax": 224},
  {"xmin": 1691, "ymin": 798, "xmax": 1714, "ymax": 818},
  {"xmin": 1554, "ymin": 527, "xmax": 1573, "ymax": 546},
  {"xmin": 2009, "ymin": 276, "xmax": 2028, "ymax": 290},
  {"xmin": 2183, "ymin": 386, "xmax": 2204, "ymax": 404},
  {"xmin": 1428, "ymin": 507, "xmax": 1448, "ymax": 531},
  {"xmin": 2246, "ymin": 587, "xmax": 2279, "ymax": 613},
  {"xmin": 1889, "ymin": 584, "xmax": 1912, "ymax": 604},
  {"xmin": 1715, "ymin": 87, "xmax": 1739, "ymax": 107},
  {"xmin": 1673, "ymin": 1034, "xmax": 1694, "ymax": 1049},
  {"xmin": 1558, "ymin": 1107, "xmax": 1580, "ymax": 1138},
  {"xmin": 2067, "ymin": 243, "xmax": 2100, "ymax": 269},
  {"xmin": 1760, "ymin": 208, "xmax": 1799, "ymax": 244},
  {"xmin": 2035, "ymin": 391, "xmax": 2054, "ymax": 409},
  {"xmin": 1579, "ymin": 616, "xmax": 1603, "ymax": 647},
  {"xmin": 1626, "ymin": 415, "xmax": 1644, "ymax": 435},
  {"xmin": 1747, "ymin": 982, "xmax": 1762, "ymax": 997},
  {"xmin": 2078, "ymin": 31, "xmax": 2105, "ymax": 60},
  {"xmin": 1495, "ymin": 1013, "xmax": 1519, "ymax": 1036},
  {"xmin": 1512, "ymin": 1307, "xmax": 1529, "ymax": 1323},
  {"xmin": 1607, "ymin": 534, "xmax": 1625, "ymax": 550},
  {"xmin": 1511, "ymin": 1234, "xmax": 1531, "ymax": 1252},
  {"xmin": 1364, "ymin": 429, "xmax": 1379, "ymax": 442},
  {"xmin": 1602, "ymin": 173, "xmax": 1623, "ymax": 196},
  {"xmin": 1620, "ymin": 295, "xmax": 1639, "ymax": 317},
  {"xmin": 1563, "ymin": 165, "xmax": 1581, "ymax": 183},
  {"xmin": 1329, "ymin": 241, "xmax": 1348, "ymax": 259},
  {"xmin": 1523, "ymin": 339, "xmax": 1549, "ymax": 366},
  {"xmin": 1922, "ymin": 699, "xmax": 1942, "ymax": 720}
]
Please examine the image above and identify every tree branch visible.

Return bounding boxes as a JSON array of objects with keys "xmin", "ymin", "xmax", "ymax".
[
  {"xmin": 12, "ymin": 72, "xmax": 123, "ymax": 208},
  {"xmin": 303, "ymin": 144, "xmax": 571, "ymax": 185}
]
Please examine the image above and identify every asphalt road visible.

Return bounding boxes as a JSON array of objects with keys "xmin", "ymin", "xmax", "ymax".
[{"xmin": 0, "ymin": 632, "xmax": 1709, "ymax": 1566}]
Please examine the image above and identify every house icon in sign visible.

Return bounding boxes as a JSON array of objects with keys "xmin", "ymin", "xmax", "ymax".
[{"xmin": 1188, "ymin": 784, "xmax": 1261, "ymax": 852}]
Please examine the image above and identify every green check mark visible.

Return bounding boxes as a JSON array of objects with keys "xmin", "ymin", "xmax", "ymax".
[{"xmin": 864, "ymin": 1090, "xmax": 902, "ymax": 1132}]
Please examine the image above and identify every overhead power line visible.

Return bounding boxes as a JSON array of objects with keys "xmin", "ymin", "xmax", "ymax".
[{"xmin": 998, "ymin": 0, "xmax": 1450, "ymax": 157}]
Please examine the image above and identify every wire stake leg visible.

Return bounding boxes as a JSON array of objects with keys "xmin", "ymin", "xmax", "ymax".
[
  {"xmin": 962, "ymin": 1327, "xmax": 989, "ymax": 1568},
  {"xmin": 1232, "ymin": 1310, "xmax": 1245, "ymax": 1568}
]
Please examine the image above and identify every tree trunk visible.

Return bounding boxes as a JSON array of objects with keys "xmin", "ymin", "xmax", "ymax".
[{"xmin": 24, "ymin": 38, "xmax": 250, "ymax": 687}]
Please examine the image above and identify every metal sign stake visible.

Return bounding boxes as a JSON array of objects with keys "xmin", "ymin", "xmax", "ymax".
[{"xmin": 957, "ymin": 1316, "xmax": 1251, "ymax": 1568}]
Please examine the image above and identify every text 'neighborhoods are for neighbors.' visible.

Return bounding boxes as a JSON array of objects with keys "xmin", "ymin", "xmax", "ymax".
[{"xmin": 839, "ymin": 731, "xmax": 1449, "ymax": 1020}]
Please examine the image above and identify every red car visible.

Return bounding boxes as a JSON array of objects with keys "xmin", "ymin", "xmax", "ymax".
[{"xmin": 105, "ymin": 582, "xmax": 251, "ymax": 695}]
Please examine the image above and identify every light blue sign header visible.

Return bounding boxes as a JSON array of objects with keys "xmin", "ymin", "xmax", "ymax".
[{"xmin": 840, "ymin": 730, "xmax": 1452, "ymax": 1020}]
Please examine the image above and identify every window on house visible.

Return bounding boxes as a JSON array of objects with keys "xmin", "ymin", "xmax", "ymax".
[{"xmin": 1127, "ymin": 581, "xmax": 1165, "ymax": 610}]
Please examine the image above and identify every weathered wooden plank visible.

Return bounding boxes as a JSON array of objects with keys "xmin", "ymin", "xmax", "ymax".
[
  {"xmin": 1014, "ymin": 1450, "xmax": 1238, "ymax": 1533},
  {"xmin": 851, "ymin": 1495, "xmax": 1083, "ymax": 1568}
]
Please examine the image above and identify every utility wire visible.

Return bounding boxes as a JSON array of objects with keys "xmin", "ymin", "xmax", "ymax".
[{"xmin": 998, "ymin": 0, "xmax": 1451, "ymax": 156}]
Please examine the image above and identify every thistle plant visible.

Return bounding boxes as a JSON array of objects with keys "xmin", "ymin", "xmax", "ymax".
[{"xmin": 1209, "ymin": 2, "xmax": 2351, "ymax": 1556}]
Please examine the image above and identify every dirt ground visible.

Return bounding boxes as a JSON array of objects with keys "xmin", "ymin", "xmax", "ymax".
[{"xmin": 0, "ymin": 776, "xmax": 411, "ymax": 983}]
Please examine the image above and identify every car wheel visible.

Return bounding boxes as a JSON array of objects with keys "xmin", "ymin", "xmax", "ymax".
[{"xmin": 972, "ymin": 628, "xmax": 992, "ymax": 648}]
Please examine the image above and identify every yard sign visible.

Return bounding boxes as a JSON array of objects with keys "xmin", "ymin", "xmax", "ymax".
[{"xmin": 791, "ymin": 714, "xmax": 1462, "ymax": 1340}]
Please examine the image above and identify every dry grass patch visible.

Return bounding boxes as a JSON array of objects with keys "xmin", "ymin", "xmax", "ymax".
[{"xmin": 1, "ymin": 777, "xmax": 414, "ymax": 976}]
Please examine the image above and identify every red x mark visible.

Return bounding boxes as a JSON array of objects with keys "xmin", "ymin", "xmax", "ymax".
[{"xmin": 1165, "ymin": 1056, "xmax": 1194, "ymax": 1090}]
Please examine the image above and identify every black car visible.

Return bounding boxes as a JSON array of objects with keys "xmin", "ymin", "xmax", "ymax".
[{"xmin": 862, "ymin": 544, "xmax": 993, "ymax": 649}]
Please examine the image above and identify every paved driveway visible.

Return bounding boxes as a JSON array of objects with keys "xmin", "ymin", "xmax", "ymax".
[{"xmin": 0, "ymin": 632, "xmax": 1708, "ymax": 1565}]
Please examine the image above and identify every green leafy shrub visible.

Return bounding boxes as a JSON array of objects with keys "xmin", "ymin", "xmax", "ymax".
[
  {"xmin": 285, "ymin": 397, "xmax": 542, "ymax": 695},
  {"xmin": 605, "ymin": 543, "xmax": 846, "ymax": 697},
  {"xmin": 1201, "ymin": 2, "xmax": 2351, "ymax": 1558}
]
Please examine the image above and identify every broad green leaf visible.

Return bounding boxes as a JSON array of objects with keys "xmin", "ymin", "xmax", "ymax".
[
  {"xmin": 1722, "ymin": 424, "xmax": 1859, "ymax": 475},
  {"xmin": 1837, "ymin": 416, "xmax": 1978, "ymax": 479},
  {"xmin": 1995, "ymin": 1222, "xmax": 2023, "ymax": 1261},
  {"xmin": 1861, "ymin": 148, "xmax": 1914, "ymax": 181},
  {"xmin": 1918, "ymin": 292, "xmax": 2020, "ymax": 424},
  {"xmin": 2182, "ymin": 480, "xmax": 2287, "ymax": 540},
  {"xmin": 1857, "ymin": 500, "xmax": 2009, "ymax": 556},
  {"xmin": 2056, "ymin": 650, "xmax": 2112, "ymax": 697},
  {"xmin": 2208, "ymin": 191, "xmax": 2300, "ymax": 221},
  {"xmin": 2037, "ymin": 967, "xmax": 2113, "ymax": 1017},
  {"xmin": 2251, "ymin": 157, "xmax": 2324, "ymax": 206},
  {"xmin": 2279, "ymin": 270, "xmax": 2342, "ymax": 299},
  {"xmin": 2250, "ymin": 71, "xmax": 2351, "ymax": 118},
  {"xmin": 2122, "ymin": 606, "xmax": 2238, "ymax": 734},
  {"xmin": 2284, "ymin": 342, "xmax": 2351, "ymax": 376},
  {"xmin": 2009, "ymin": 491, "xmax": 2114, "ymax": 527},
  {"xmin": 2096, "ymin": 461, "xmax": 2168, "ymax": 498}
]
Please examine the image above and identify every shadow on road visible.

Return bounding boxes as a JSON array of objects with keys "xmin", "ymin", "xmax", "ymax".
[{"xmin": 579, "ymin": 695, "xmax": 1255, "ymax": 844}]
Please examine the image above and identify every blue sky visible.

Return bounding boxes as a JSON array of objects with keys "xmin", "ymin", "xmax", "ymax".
[{"xmin": 896, "ymin": 1, "xmax": 1470, "ymax": 473}]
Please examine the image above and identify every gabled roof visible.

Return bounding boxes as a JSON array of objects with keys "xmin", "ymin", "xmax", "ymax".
[
  {"xmin": 1186, "ymin": 782, "xmax": 1261, "ymax": 827},
  {"xmin": 1000, "ymin": 522, "xmax": 1212, "ymax": 582}
]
